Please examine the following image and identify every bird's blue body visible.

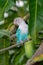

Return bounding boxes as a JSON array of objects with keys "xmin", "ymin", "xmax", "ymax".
[{"xmin": 16, "ymin": 28, "xmax": 28, "ymax": 44}]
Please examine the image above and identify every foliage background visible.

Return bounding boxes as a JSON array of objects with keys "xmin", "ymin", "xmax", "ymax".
[{"xmin": 0, "ymin": 0, "xmax": 43, "ymax": 65}]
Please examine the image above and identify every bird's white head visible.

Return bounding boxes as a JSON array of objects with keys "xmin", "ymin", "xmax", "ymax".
[{"xmin": 13, "ymin": 17, "xmax": 25, "ymax": 26}]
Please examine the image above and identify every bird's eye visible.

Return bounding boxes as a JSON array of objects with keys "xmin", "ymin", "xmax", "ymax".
[{"xmin": 16, "ymin": 19, "xmax": 18, "ymax": 22}]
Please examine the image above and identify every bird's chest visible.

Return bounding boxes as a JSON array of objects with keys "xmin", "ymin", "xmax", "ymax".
[{"xmin": 19, "ymin": 24, "xmax": 28, "ymax": 34}]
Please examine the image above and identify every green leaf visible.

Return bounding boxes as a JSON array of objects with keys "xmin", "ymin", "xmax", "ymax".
[
  {"xmin": 0, "ymin": 0, "xmax": 8, "ymax": 19},
  {"xmin": 10, "ymin": 46, "xmax": 27, "ymax": 65},
  {"xmin": 29, "ymin": 0, "xmax": 43, "ymax": 44},
  {"xmin": 5, "ymin": 0, "xmax": 14, "ymax": 12},
  {"xmin": 0, "ymin": 0, "xmax": 14, "ymax": 20},
  {"xmin": 24, "ymin": 40, "xmax": 35, "ymax": 58},
  {"xmin": 0, "ymin": 29, "xmax": 10, "ymax": 38},
  {"xmin": 0, "ymin": 38, "xmax": 10, "ymax": 65},
  {"xmin": 13, "ymin": 46, "xmax": 25, "ymax": 65}
]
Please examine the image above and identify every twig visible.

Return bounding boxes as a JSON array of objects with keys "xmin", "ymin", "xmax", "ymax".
[
  {"xmin": 23, "ymin": 13, "xmax": 30, "ymax": 21},
  {"xmin": 0, "ymin": 38, "xmax": 31, "ymax": 53},
  {"xmin": 0, "ymin": 43, "xmax": 22, "ymax": 53}
]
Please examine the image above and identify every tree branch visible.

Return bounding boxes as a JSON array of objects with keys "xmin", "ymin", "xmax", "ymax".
[
  {"xmin": 23, "ymin": 13, "xmax": 30, "ymax": 21},
  {"xmin": 0, "ymin": 38, "xmax": 31, "ymax": 53}
]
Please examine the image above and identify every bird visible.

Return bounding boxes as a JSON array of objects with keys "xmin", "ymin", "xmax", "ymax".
[{"xmin": 13, "ymin": 17, "xmax": 28, "ymax": 44}]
